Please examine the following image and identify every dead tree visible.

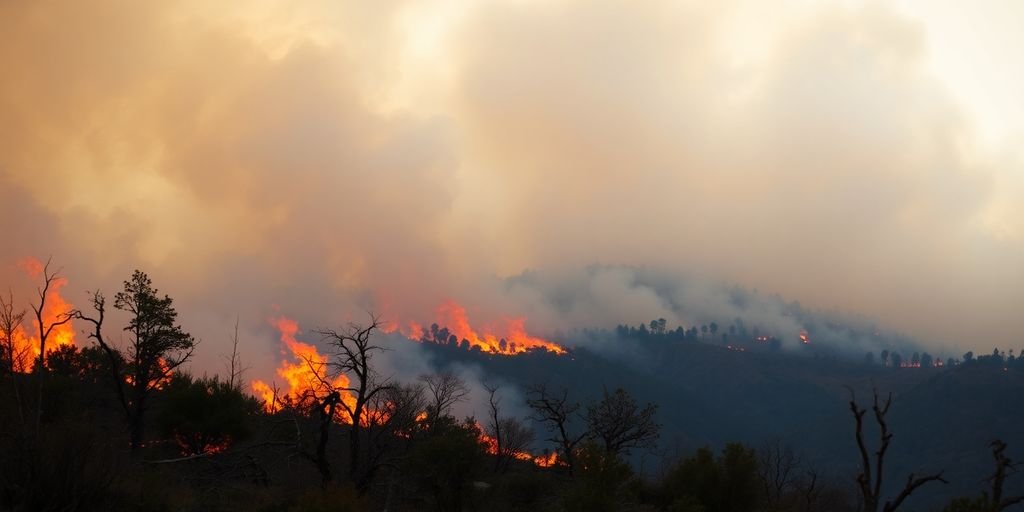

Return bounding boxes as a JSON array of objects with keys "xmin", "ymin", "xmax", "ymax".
[
  {"xmin": 984, "ymin": 440, "xmax": 1024, "ymax": 511},
  {"xmin": 29, "ymin": 258, "xmax": 73, "ymax": 371},
  {"xmin": 1, "ymin": 290, "xmax": 29, "ymax": 428},
  {"xmin": 484, "ymin": 383, "xmax": 534, "ymax": 473},
  {"xmin": 758, "ymin": 438, "xmax": 801, "ymax": 511},
  {"xmin": 848, "ymin": 388, "xmax": 946, "ymax": 512},
  {"xmin": 799, "ymin": 469, "xmax": 821, "ymax": 512},
  {"xmin": 221, "ymin": 316, "xmax": 249, "ymax": 390},
  {"xmin": 315, "ymin": 314, "xmax": 392, "ymax": 493},
  {"xmin": 587, "ymin": 387, "xmax": 660, "ymax": 457},
  {"xmin": 0, "ymin": 289, "xmax": 27, "ymax": 374},
  {"xmin": 419, "ymin": 370, "xmax": 469, "ymax": 430},
  {"xmin": 314, "ymin": 391, "xmax": 342, "ymax": 485},
  {"xmin": 526, "ymin": 383, "xmax": 589, "ymax": 475}
]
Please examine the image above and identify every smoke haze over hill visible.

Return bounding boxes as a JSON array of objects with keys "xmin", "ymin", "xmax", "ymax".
[{"xmin": 2, "ymin": 0, "xmax": 1023, "ymax": 377}]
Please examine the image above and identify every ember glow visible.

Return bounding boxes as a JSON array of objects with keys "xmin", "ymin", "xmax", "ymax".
[
  {"xmin": 8, "ymin": 257, "xmax": 76, "ymax": 372},
  {"xmin": 251, "ymin": 315, "xmax": 354, "ymax": 414},
  {"xmin": 126, "ymin": 357, "xmax": 173, "ymax": 390}
]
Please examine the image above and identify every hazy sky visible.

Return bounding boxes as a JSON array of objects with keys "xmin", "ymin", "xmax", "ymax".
[{"xmin": 1, "ymin": 0, "xmax": 1022, "ymax": 374}]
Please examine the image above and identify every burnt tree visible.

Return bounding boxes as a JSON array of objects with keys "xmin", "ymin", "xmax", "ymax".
[
  {"xmin": 29, "ymin": 258, "xmax": 74, "ymax": 372},
  {"xmin": 848, "ymin": 388, "xmax": 946, "ymax": 512},
  {"xmin": 987, "ymin": 440, "xmax": 1024, "ymax": 510},
  {"xmin": 484, "ymin": 383, "xmax": 534, "ymax": 473},
  {"xmin": 0, "ymin": 290, "xmax": 27, "ymax": 374},
  {"xmin": 526, "ymin": 383, "xmax": 589, "ymax": 476},
  {"xmin": 316, "ymin": 314, "xmax": 392, "ymax": 493}
]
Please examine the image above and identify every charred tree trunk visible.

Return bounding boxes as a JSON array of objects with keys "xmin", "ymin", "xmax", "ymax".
[
  {"xmin": 987, "ymin": 440, "xmax": 1024, "ymax": 511},
  {"xmin": 349, "ymin": 400, "xmax": 365, "ymax": 490},
  {"xmin": 316, "ymin": 392, "xmax": 340, "ymax": 486}
]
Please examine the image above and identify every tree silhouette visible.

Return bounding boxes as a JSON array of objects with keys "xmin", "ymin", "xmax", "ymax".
[
  {"xmin": 587, "ymin": 387, "xmax": 659, "ymax": 456},
  {"xmin": 0, "ymin": 290, "xmax": 27, "ymax": 374},
  {"xmin": 420, "ymin": 370, "xmax": 469, "ymax": 431},
  {"xmin": 75, "ymin": 270, "xmax": 197, "ymax": 452},
  {"xmin": 526, "ymin": 384, "xmax": 588, "ymax": 476},
  {"xmin": 484, "ymin": 383, "xmax": 534, "ymax": 473},
  {"xmin": 848, "ymin": 388, "xmax": 946, "ymax": 511},
  {"xmin": 29, "ymin": 258, "xmax": 74, "ymax": 371},
  {"xmin": 315, "ymin": 314, "xmax": 392, "ymax": 492}
]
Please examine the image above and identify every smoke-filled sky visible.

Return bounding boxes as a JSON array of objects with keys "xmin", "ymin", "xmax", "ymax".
[{"xmin": 2, "ymin": 0, "xmax": 1023, "ymax": 376}]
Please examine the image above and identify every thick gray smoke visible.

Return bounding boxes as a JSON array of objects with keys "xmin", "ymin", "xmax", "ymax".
[{"xmin": 1, "ymin": 0, "xmax": 1021, "ymax": 383}]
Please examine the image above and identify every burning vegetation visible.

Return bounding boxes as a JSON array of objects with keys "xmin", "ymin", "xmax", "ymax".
[
  {"xmin": 1, "ymin": 257, "xmax": 76, "ymax": 373},
  {"xmin": 3, "ymin": 259, "xmax": 1015, "ymax": 512},
  {"xmin": 386, "ymin": 300, "xmax": 567, "ymax": 355},
  {"xmin": 251, "ymin": 315, "xmax": 354, "ymax": 415}
]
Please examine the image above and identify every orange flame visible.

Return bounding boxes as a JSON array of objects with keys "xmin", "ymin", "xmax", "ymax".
[
  {"xmin": 380, "ymin": 301, "xmax": 566, "ymax": 355},
  {"xmin": 432, "ymin": 301, "xmax": 565, "ymax": 355},
  {"xmin": 251, "ymin": 315, "xmax": 354, "ymax": 415},
  {"xmin": 7, "ymin": 257, "xmax": 76, "ymax": 372},
  {"xmin": 475, "ymin": 421, "xmax": 558, "ymax": 468},
  {"xmin": 533, "ymin": 451, "xmax": 560, "ymax": 468},
  {"xmin": 125, "ymin": 357, "xmax": 173, "ymax": 390}
]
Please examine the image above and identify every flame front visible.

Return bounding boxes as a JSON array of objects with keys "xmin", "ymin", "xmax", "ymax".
[
  {"xmin": 475, "ymin": 422, "xmax": 561, "ymax": 468},
  {"xmin": 251, "ymin": 315, "xmax": 354, "ymax": 414},
  {"xmin": 432, "ymin": 300, "xmax": 566, "ymax": 355},
  {"xmin": 8, "ymin": 257, "xmax": 76, "ymax": 372}
]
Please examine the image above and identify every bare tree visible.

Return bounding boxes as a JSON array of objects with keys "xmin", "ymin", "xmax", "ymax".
[
  {"xmin": 982, "ymin": 440, "xmax": 1024, "ymax": 511},
  {"xmin": 419, "ymin": 370, "xmax": 469, "ymax": 429},
  {"xmin": 221, "ymin": 316, "xmax": 249, "ymax": 390},
  {"xmin": 587, "ymin": 387, "xmax": 660, "ymax": 457},
  {"xmin": 484, "ymin": 383, "xmax": 534, "ymax": 473},
  {"xmin": 364, "ymin": 382, "xmax": 427, "ymax": 481},
  {"xmin": 758, "ymin": 438, "xmax": 801, "ymax": 511},
  {"xmin": 1, "ymin": 290, "xmax": 29, "ymax": 427},
  {"xmin": 29, "ymin": 258, "xmax": 74, "ymax": 371},
  {"xmin": 73, "ymin": 270, "xmax": 197, "ymax": 452},
  {"xmin": 848, "ymin": 388, "xmax": 946, "ymax": 512},
  {"xmin": 798, "ymin": 468, "xmax": 822, "ymax": 512},
  {"xmin": 0, "ymin": 290, "xmax": 27, "ymax": 374},
  {"xmin": 315, "ymin": 314, "xmax": 392, "ymax": 493},
  {"xmin": 526, "ymin": 383, "xmax": 589, "ymax": 475}
]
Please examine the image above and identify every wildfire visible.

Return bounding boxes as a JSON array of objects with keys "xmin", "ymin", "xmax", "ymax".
[
  {"xmin": 475, "ymin": 422, "xmax": 563, "ymax": 468},
  {"xmin": 125, "ymin": 357, "xmax": 173, "ymax": 390},
  {"xmin": 393, "ymin": 299, "xmax": 569, "ymax": 356},
  {"xmin": 533, "ymin": 451, "xmax": 560, "ymax": 468},
  {"xmin": 251, "ymin": 315, "xmax": 354, "ymax": 414},
  {"xmin": 6, "ymin": 257, "xmax": 76, "ymax": 372}
]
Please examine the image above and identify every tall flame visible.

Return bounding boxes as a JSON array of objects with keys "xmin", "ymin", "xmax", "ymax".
[
  {"xmin": 7, "ymin": 257, "xmax": 76, "ymax": 372},
  {"xmin": 251, "ymin": 315, "xmax": 354, "ymax": 414}
]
